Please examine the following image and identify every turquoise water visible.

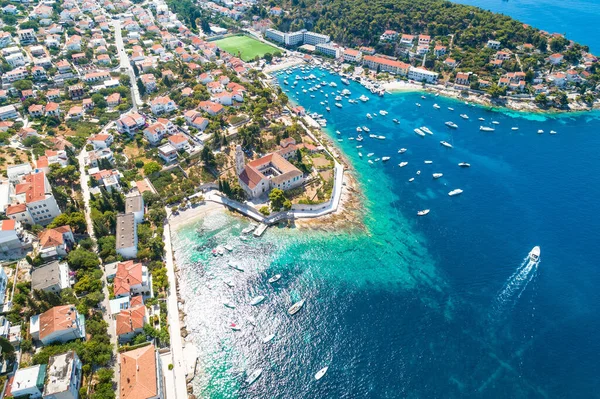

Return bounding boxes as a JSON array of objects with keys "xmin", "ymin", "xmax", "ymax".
[
  {"xmin": 173, "ymin": 67, "xmax": 600, "ymax": 398},
  {"xmin": 451, "ymin": 0, "xmax": 600, "ymax": 52}
]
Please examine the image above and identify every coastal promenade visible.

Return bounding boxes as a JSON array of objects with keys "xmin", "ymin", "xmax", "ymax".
[{"xmin": 163, "ymin": 222, "xmax": 189, "ymax": 399}]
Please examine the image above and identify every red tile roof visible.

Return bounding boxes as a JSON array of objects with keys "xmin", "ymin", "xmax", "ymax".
[
  {"xmin": 120, "ymin": 345, "xmax": 158, "ymax": 399},
  {"xmin": 113, "ymin": 261, "xmax": 143, "ymax": 297},
  {"xmin": 38, "ymin": 305, "xmax": 78, "ymax": 341},
  {"xmin": 14, "ymin": 172, "xmax": 46, "ymax": 204}
]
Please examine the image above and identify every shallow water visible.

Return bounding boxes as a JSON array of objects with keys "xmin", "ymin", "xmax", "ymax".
[{"xmin": 173, "ymin": 67, "xmax": 600, "ymax": 398}]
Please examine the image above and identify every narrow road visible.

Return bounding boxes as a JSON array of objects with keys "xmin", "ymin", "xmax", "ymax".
[
  {"xmin": 163, "ymin": 222, "xmax": 189, "ymax": 399},
  {"xmin": 77, "ymin": 149, "xmax": 119, "ymax": 390},
  {"xmin": 113, "ymin": 19, "xmax": 142, "ymax": 110}
]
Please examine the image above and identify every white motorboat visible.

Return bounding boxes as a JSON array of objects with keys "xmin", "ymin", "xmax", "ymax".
[
  {"xmin": 376, "ymin": 135, "xmax": 386, "ymax": 140},
  {"xmin": 417, "ymin": 209, "xmax": 430, "ymax": 216},
  {"xmin": 420, "ymin": 127, "xmax": 433, "ymax": 135},
  {"xmin": 336, "ymin": 130, "xmax": 341, "ymax": 135},
  {"xmin": 367, "ymin": 152, "xmax": 374, "ymax": 157},
  {"xmin": 537, "ymin": 129, "xmax": 544, "ymax": 134},
  {"xmin": 448, "ymin": 189, "xmax": 463, "ymax": 196},
  {"xmin": 478, "ymin": 117, "xmax": 485, "ymax": 121},
  {"xmin": 445, "ymin": 121, "xmax": 458, "ymax": 129},
  {"xmin": 416, "ymin": 170, "xmax": 421, "ymax": 175},
  {"xmin": 335, "ymin": 103, "xmax": 342, "ymax": 108},
  {"xmin": 356, "ymin": 126, "xmax": 363, "ymax": 132},
  {"xmin": 230, "ymin": 323, "xmax": 241, "ymax": 331},
  {"xmin": 408, "ymin": 177, "xmax": 415, "ymax": 182},
  {"xmin": 550, "ymin": 130, "xmax": 557, "ymax": 134},
  {"xmin": 529, "ymin": 246, "xmax": 540, "ymax": 262},
  {"xmin": 433, "ymin": 103, "xmax": 441, "ymax": 109},
  {"xmin": 432, "ymin": 173, "xmax": 443, "ymax": 179},
  {"xmin": 398, "ymin": 148, "xmax": 407, "ymax": 154},
  {"xmin": 358, "ymin": 152, "xmax": 362, "ymax": 158},
  {"xmin": 341, "ymin": 78, "xmax": 350, "ymax": 85},
  {"xmin": 356, "ymin": 145, "xmax": 363, "ymax": 148},
  {"xmin": 348, "ymin": 99, "xmax": 357, "ymax": 104},
  {"xmin": 242, "ymin": 224, "xmax": 257, "ymax": 234},
  {"xmin": 250, "ymin": 295, "xmax": 265, "ymax": 306},
  {"xmin": 288, "ymin": 299, "xmax": 306, "ymax": 315},
  {"xmin": 448, "ymin": 107, "xmax": 454, "ymax": 111},
  {"xmin": 421, "ymin": 95, "xmax": 426, "ymax": 99},
  {"xmin": 416, "ymin": 103, "xmax": 421, "ymax": 107},
  {"xmin": 374, "ymin": 158, "xmax": 381, "ymax": 162},
  {"xmin": 460, "ymin": 114, "xmax": 469, "ymax": 119},
  {"xmin": 368, "ymin": 160, "xmax": 374, "ymax": 164},
  {"xmin": 440, "ymin": 141, "xmax": 453, "ymax": 148},
  {"xmin": 362, "ymin": 126, "xmax": 370, "ymax": 132},
  {"xmin": 424, "ymin": 160, "xmax": 433, "ymax": 164},
  {"xmin": 356, "ymin": 135, "xmax": 364, "ymax": 142},
  {"xmin": 382, "ymin": 156, "xmax": 390, "ymax": 162},
  {"xmin": 329, "ymin": 82, "xmax": 337, "ymax": 87},
  {"xmin": 458, "ymin": 162, "xmax": 470, "ymax": 168},
  {"xmin": 246, "ymin": 369, "xmax": 263, "ymax": 385},
  {"xmin": 399, "ymin": 162, "xmax": 408, "ymax": 167},
  {"xmin": 315, "ymin": 367, "xmax": 329, "ymax": 381},
  {"xmin": 393, "ymin": 118, "xmax": 400, "ymax": 124},
  {"xmin": 366, "ymin": 113, "xmax": 372, "ymax": 119},
  {"xmin": 262, "ymin": 334, "xmax": 275, "ymax": 343},
  {"xmin": 492, "ymin": 121, "xmax": 500, "ymax": 125},
  {"xmin": 480, "ymin": 126, "xmax": 495, "ymax": 132},
  {"xmin": 284, "ymin": 80, "xmax": 288, "ymax": 85},
  {"xmin": 512, "ymin": 127, "xmax": 519, "ymax": 131},
  {"xmin": 335, "ymin": 95, "xmax": 342, "ymax": 101},
  {"xmin": 359, "ymin": 95, "xmax": 369, "ymax": 102},
  {"xmin": 414, "ymin": 128, "xmax": 426, "ymax": 137},
  {"xmin": 379, "ymin": 110, "xmax": 388, "ymax": 116}
]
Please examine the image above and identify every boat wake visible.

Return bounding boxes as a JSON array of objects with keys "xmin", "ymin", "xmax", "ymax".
[{"xmin": 493, "ymin": 255, "xmax": 539, "ymax": 314}]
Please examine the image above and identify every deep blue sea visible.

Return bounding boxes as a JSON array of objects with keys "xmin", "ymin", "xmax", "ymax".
[
  {"xmin": 451, "ymin": 0, "xmax": 600, "ymax": 52},
  {"xmin": 173, "ymin": 67, "xmax": 600, "ymax": 398}
]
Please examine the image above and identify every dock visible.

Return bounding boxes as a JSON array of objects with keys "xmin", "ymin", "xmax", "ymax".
[{"xmin": 253, "ymin": 223, "xmax": 268, "ymax": 237}]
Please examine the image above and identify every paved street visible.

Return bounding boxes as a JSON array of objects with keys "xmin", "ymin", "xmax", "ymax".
[
  {"xmin": 113, "ymin": 19, "xmax": 142, "ymax": 110},
  {"xmin": 163, "ymin": 222, "xmax": 189, "ymax": 399}
]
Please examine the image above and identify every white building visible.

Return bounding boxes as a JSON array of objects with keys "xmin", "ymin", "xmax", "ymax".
[
  {"xmin": 31, "ymin": 261, "xmax": 72, "ymax": 294},
  {"xmin": 30, "ymin": 305, "xmax": 85, "ymax": 345},
  {"xmin": 408, "ymin": 66, "xmax": 439, "ymax": 83},
  {"xmin": 9, "ymin": 364, "xmax": 46, "ymax": 399},
  {"xmin": 158, "ymin": 143, "xmax": 177, "ymax": 163},
  {"xmin": 303, "ymin": 31, "xmax": 330, "ymax": 46},
  {"xmin": 265, "ymin": 28, "xmax": 285, "ymax": 44},
  {"xmin": 284, "ymin": 30, "xmax": 304, "ymax": 46},
  {"xmin": 315, "ymin": 42, "xmax": 341, "ymax": 58},
  {"xmin": 125, "ymin": 194, "xmax": 144, "ymax": 224},
  {"xmin": 116, "ymin": 213, "xmax": 137, "ymax": 259},
  {"xmin": 43, "ymin": 351, "xmax": 82, "ymax": 399},
  {"xmin": 0, "ymin": 219, "xmax": 28, "ymax": 251},
  {"xmin": 12, "ymin": 171, "xmax": 62, "ymax": 225},
  {"xmin": 0, "ymin": 104, "xmax": 18, "ymax": 120}
]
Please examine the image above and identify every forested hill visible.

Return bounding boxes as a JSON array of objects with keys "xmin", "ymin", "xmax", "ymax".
[{"xmin": 268, "ymin": 0, "xmax": 571, "ymax": 53}]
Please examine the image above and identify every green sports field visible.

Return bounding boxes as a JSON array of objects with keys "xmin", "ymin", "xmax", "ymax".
[{"xmin": 213, "ymin": 35, "xmax": 280, "ymax": 62}]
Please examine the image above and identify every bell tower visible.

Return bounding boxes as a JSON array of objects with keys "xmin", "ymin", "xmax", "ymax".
[{"xmin": 235, "ymin": 145, "xmax": 245, "ymax": 176}]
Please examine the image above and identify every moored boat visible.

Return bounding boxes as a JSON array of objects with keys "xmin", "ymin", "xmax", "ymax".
[
  {"xmin": 398, "ymin": 148, "xmax": 407, "ymax": 154},
  {"xmin": 288, "ymin": 299, "xmax": 306, "ymax": 315},
  {"xmin": 440, "ymin": 141, "xmax": 453, "ymax": 148},
  {"xmin": 315, "ymin": 367, "xmax": 329, "ymax": 381},
  {"xmin": 445, "ymin": 121, "xmax": 458, "ymax": 129},
  {"xmin": 480, "ymin": 126, "xmax": 495, "ymax": 132},
  {"xmin": 420, "ymin": 126, "xmax": 433, "ymax": 135},
  {"xmin": 250, "ymin": 295, "xmax": 265, "ymax": 306},
  {"xmin": 268, "ymin": 274, "xmax": 281, "ymax": 283},
  {"xmin": 458, "ymin": 162, "xmax": 470, "ymax": 168},
  {"xmin": 432, "ymin": 173, "xmax": 443, "ymax": 179},
  {"xmin": 262, "ymin": 334, "xmax": 275, "ymax": 343},
  {"xmin": 417, "ymin": 209, "xmax": 430, "ymax": 216},
  {"xmin": 414, "ymin": 128, "xmax": 426, "ymax": 137},
  {"xmin": 246, "ymin": 369, "xmax": 263, "ymax": 385},
  {"xmin": 399, "ymin": 162, "xmax": 408, "ymax": 167},
  {"xmin": 448, "ymin": 189, "xmax": 463, "ymax": 196}
]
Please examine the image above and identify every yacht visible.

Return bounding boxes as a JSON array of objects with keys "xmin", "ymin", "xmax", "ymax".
[
  {"xmin": 529, "ymin": 246, "xmax": 540, "ymax": 262},
  {"xmin": 414, "ymin": 128, "xmax": 426, "ymax": 137},
  {"xmin": 492, "ymin": 121, "xmax": 500, "ymax": 125},
  {"xmin": 448, "ymin": 189, "xmax": 463, "ymax": 196},
  {"xmin": 250, "ymin": 295, "xmax": 265, "ymax": 306},
  {"xmin": 320, "ymin": 101, "xmax": 325, "ymax": 106},
  {"xmin": 315, "ymin": 367, "xmax": 329, "ymax": 381},
  {"xmin": 433, "ymin": 103, "xmax": 441, "ymax": 109},
  {"xmin": 380, "ymin": 110, "xmax": 388, "ymax": 116},
  {"xmin": 358, "ymin": 152, "xmax": 363, "ymax": 158},
  {"xmin": 369, "ymin": 134, "xmax": 377, "ymax": 139},
  {"xmin": 356, "ymin": 135, "xmax": 364, "ymax": 142},
  {"xmin": 359, "ymin": 95, "xmax": 369, "ymax": 102},
  {"xmin": 367, "ymin": 152, "xmax": 374, "ymax": 157},
  {"xmin": 341, "ymin": 78, "xmax": 350, "ymax": 85},
  {"xmin": 458, "ymin": 162, "xmax": 471, "ymax": 168},
  {"xmin": 398, "ymin": 148, "xmax": 407, "ymax": 154},
  {"xmin": 393, "ymin": 118, "xmax": 400, "ymax": 124},
  {"xmin": 480, "ymin": 126, "xmax": 495, "ymax": 132},
  {"xmin": 362, "ymin": 126, "xmax": 370, "ymax": 132},
  {"xmin": 417, "ymin": 209, "xmax": 430, "ymax": 216},
  {"xmin": 478, "ymin": 117, "xmax": 485, "ymax": 121},
  {"xmin": 416, "ymin": 170, "xmax": 421, "ymax": 175},
  {"xmin": 288, "ymin": 299, "xmax": 306, "ymax": 315},
  {"xmin": 284, "ymin": 80, "xmax": 288, "ymax": 85},
  {"xmin": 408, "ymin": 177, "xmax": 415, "ymax": 182},
  {"xmin": 420, "ymin": 127, "xmax": 433, "ymax": 135},
  {"xmin": 348, "ymin": 99, "xmax": 357, "ymax": 104},
  {"xmin": 550, "ymin": 130, "xmax": 557, "ymax": 134},
  {"xmin": 329, "ymin": 82, "xmax": 337, "ymax": 87},
  {"xmin": 424, "ymin": 160, "xmax": 433, "ymax": 164},
  {"xmin": 262, "ymin": 334, "xmax": 275, "ymax": 344},
  {"xmin": 416, "ymin": 103, "xmax": 422, "ymax": 107},
  {"xmin": 382, "ymin": 156, "xmax": 391, "ymax": 162},
  {"xmin": 511, "ymin": 127, "xmax": 519, "ymax": 131},
  {"xmin": 368, "ymin": 160, "xmax": 374, "ymax": 165},
  {"xmin": 460, "ymin": 114, "xmax": 469, "ymax": 119},
  {"xmin": 335, "ymin": 95, "xmax": 342, "ymax": 101},
  {"xmin": 366, "ymin": 113, "xmax": 373, "ymax": 119},
  {"xmin": 399, "ymin": 162, "xmax": 408, "ymax": 167},
  {"xmin": 445, "ymin": 121, "xmax": 458, "ymax": 129},
  {"xmin": 448, "ymin": 107, "xmax": 454, "ymax": 111},
  {"xmin": 432, "ymin": 173, "xmax": 443, "ymax": 179},
  {"xmin": 440, "ymin": 141, "xmax": 453, "ymax": 148},
  {"xmin": 246, "ymin": 369, "xmax": 263, "ymax": 385},
  {"xmin": 335, "ymin": 103, "xmax": 342, "ymax": 108},
  {"xmin": 336, "ymin": 130, "xmax": 341, "ymax": 135},
  {"xmin": 537, "ymin": 129, "xmax": 544, "ymax": 134},
  {"xmin": 356, "ymin": 145, "xmax": 363, "ymax": 148},
  {"xmin": 421, "ymin": 95, "xmax": 427, "ymax": 99},
  {"xmin": 268, "ymin": 274, "xmax": 281, "ymax": 283},
  {"xmin": 376, "ymin": 135, "xmax": 386, "ymax": 140}
]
